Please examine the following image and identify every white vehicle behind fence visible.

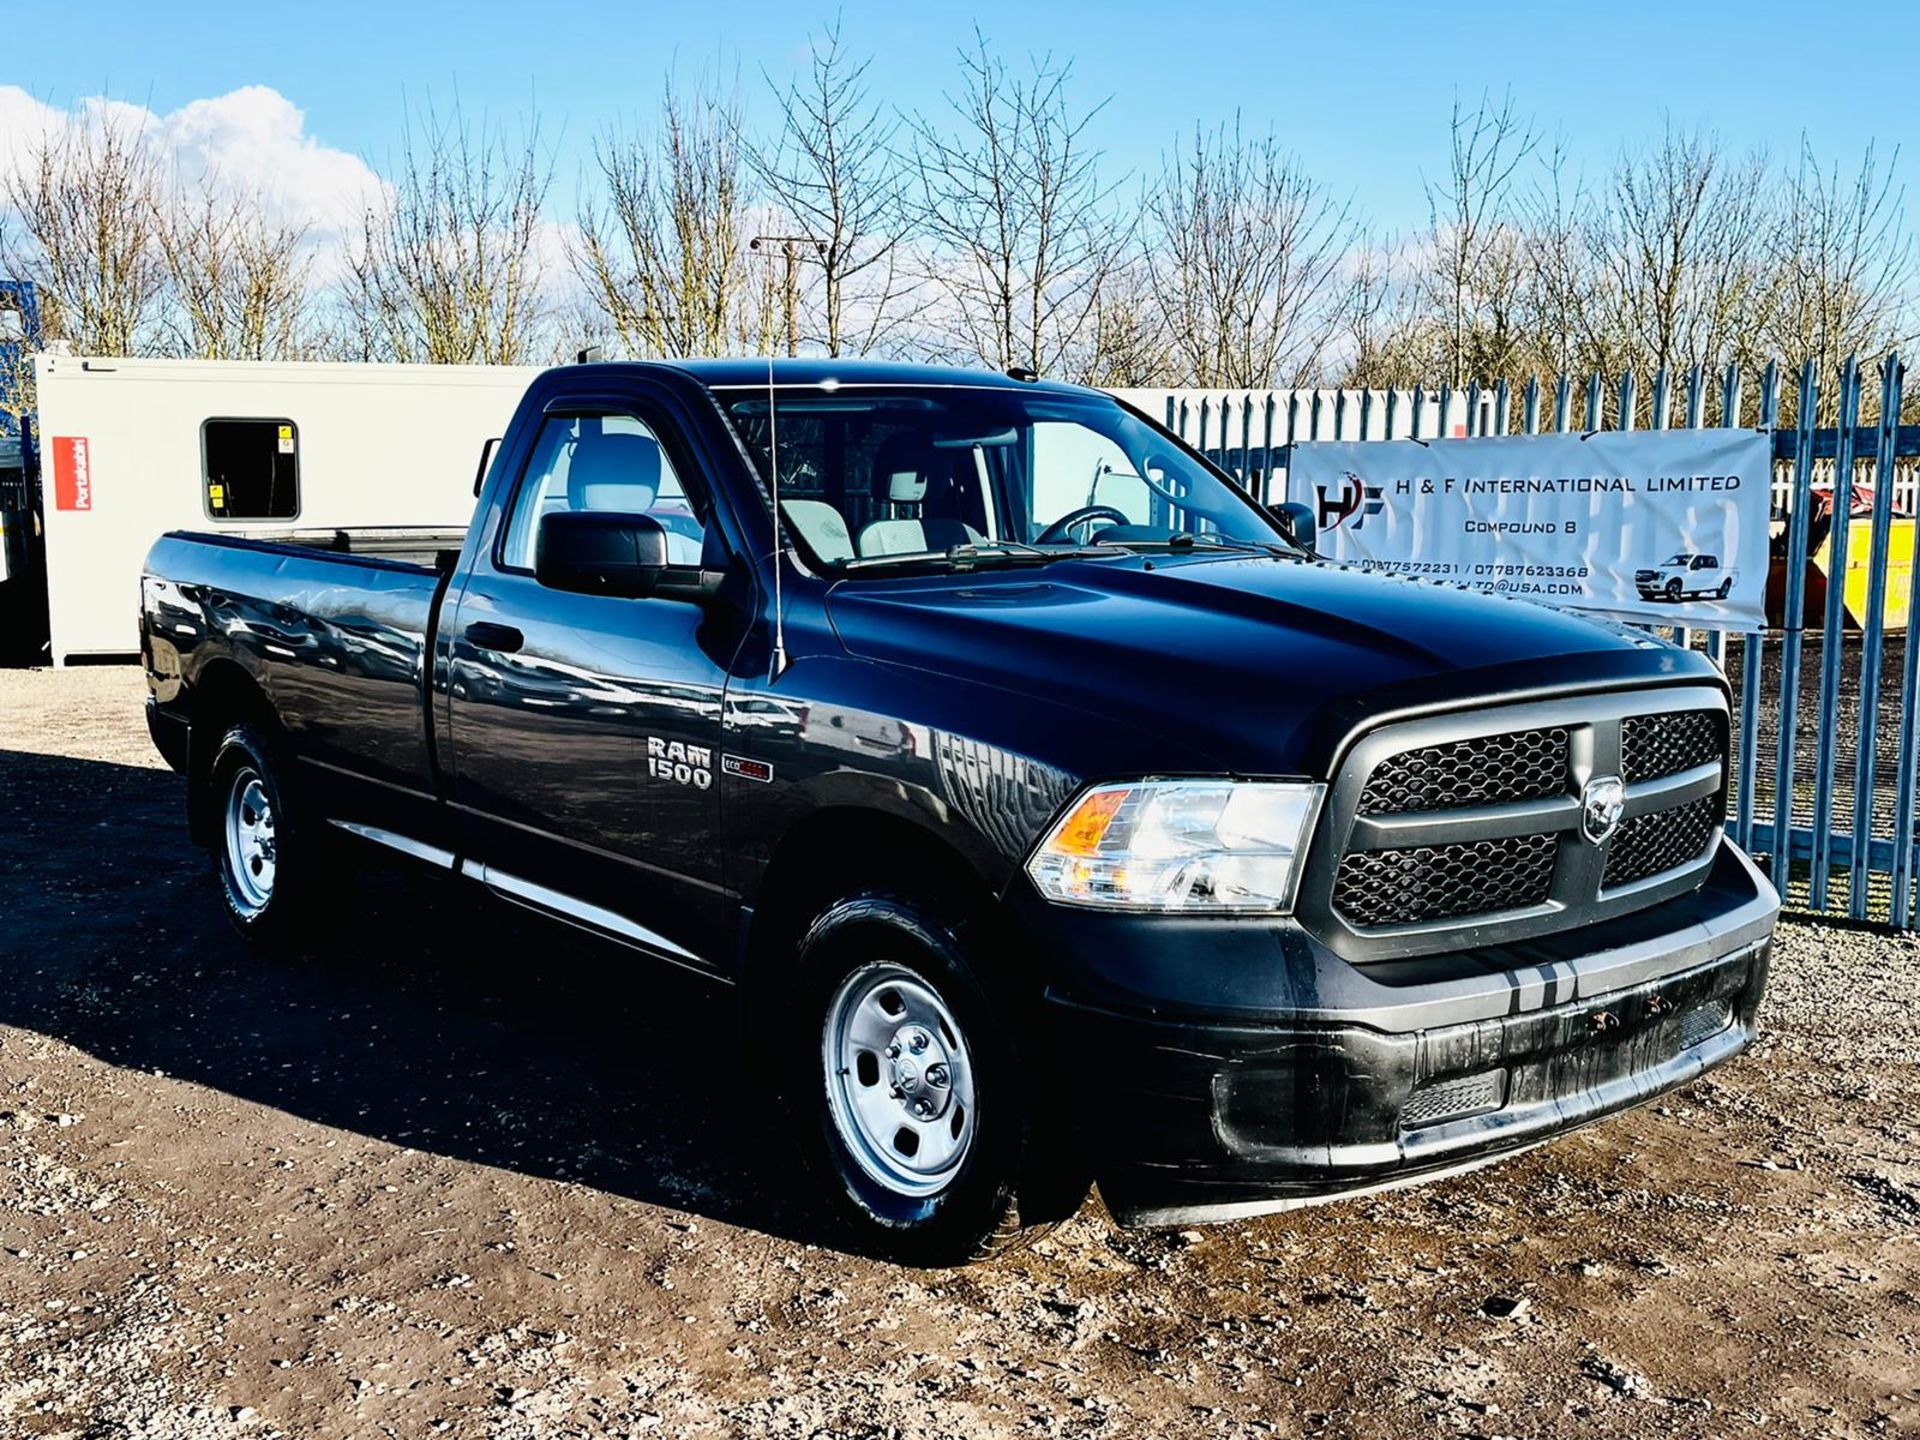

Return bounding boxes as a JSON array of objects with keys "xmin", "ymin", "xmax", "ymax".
[{"xmin": 1636, "ymin": 551, "xmax": 1736, "ymax": 602}]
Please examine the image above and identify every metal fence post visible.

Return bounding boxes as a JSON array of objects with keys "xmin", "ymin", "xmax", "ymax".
[
  {"xmin": 1810, "ymin": 356, "xmax": 1862, "ymax": 910},
  {"xmin": 1260, "ymin": 394, "xmax": 1276, "ymax": 504},
  {"xmin": 1769, "ymin": 360, "xmax": 1820, "ymax": 886},
  {"xmin": 1734, "ymin": 365, "xmax": 1779, "ymax": 857},
  {"xmin": 1849, "ymin": 353, "xmax": 1903, "ymax": 919},
  {"xmin": 1886, "ymin": 358, "xmax": 1920, "ymax": 926}
]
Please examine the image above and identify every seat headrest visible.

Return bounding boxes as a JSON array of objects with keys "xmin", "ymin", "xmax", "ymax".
[
  {"xmin": 871, "ymin": 433, "xmax": 934, "ymax": 506},
  {"xmin": 567, "ymin": 431, "xmax": 662, "ymax": 512}
]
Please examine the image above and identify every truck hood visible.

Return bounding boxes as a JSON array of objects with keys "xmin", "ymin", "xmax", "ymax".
[{"xmin": 825, "ymin": 553, "xmax": 1712, "ymax": 775}]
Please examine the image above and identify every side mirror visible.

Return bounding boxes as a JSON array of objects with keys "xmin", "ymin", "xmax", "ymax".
[
  {"xmin": 1271, "ymin": 500, "xmax": 1317, "ymax": 555},
  {"xmin": 535, "ymin": 511, "xmax": 722, "ymax": 603}
]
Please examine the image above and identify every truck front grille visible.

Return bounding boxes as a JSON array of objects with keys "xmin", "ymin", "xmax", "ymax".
[
  {"xmin": 1333, "ymin": 834, "xmax": 1559, "ymax": 927},
  {"xmin": 1621, "ymin": 710, "xmax": 1721, "ymax": 783},
  {"xmin": 1303, "ymin": 688, "xmax": 1729, "ymax": 961},
  {"xmin": 1603, "ymin": 794, "xmax": 1722, "ymax": 888},
  {"xmin": 1356, "ymin": 726, "xmax": 1569, "ymax": 814}
]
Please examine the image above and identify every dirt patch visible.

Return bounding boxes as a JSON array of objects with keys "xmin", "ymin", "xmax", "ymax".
[{"xmin": 1, "ymin": 665, "xmax": 1917, "ymax": 1438}]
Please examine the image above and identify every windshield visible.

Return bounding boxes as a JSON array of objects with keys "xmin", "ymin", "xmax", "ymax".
[
  {"xmin": 718, "ymin": 385, "xmax": 1290, "ymax": 571},
  {"xmin": 1662, "ymin": 552, "xmax": 1694, "ymax": 566}
]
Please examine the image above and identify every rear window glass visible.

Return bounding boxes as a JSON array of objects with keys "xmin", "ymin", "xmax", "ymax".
[{"xmin": 204, "ymin": 418, "xmax": 298, "ymax": 520}]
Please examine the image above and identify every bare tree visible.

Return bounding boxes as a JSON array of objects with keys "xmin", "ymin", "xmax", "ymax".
[
  {"xmin": 155, "ymin": 176, "xmax": 314, "ymax": 360},
  {"xmin": 908, "ymin": 37, "xmax": 1129, "ymax": 376},
  {"xmin": 1768, "ymin": 139, "xmax": 1913, "ymax": 404},
  {"xmin": 1513, "ymin": 140, "xmax": 1607, "ymax": 381},
  {"xmin": 0, "ymin": 110, "xmax": 167, "ymax": 356},
  {"xmin": 1143, "ymin": 118, "xmax": 1353, "ymax": 388},
  {"xmin": 573, "ymin": 78, "xmax": 762, "ymax": 359},
  {"xmin": 1586, "ymin": 121, "xmax": 1772, "ymax": 394},
  {"xmin": 1076, "ymin": 260, "xmax": 1173, "ymax": 387},
  {"xmin": 1422, "ymin": 91, "xmax": 1536, "ymax": 385},
  {"xmin": 749, "ymin": 21, "xmax": 919, "ymax": 356},
  {"xmin": 343, "ymin": 105, "xmax": 553, "ymax": 364},
  {"xmin": 1339, "ymin": 236, "xmax": 1431, "ymax": 389}
]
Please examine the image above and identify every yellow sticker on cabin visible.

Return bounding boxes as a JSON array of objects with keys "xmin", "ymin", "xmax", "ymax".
[
  {"xmin": 276, "ymin": 424, "xmax": 294, "ymax": 455},
  {"xmin": 208, "ymin": 484, "xmax": 226, "ymax": 507}
]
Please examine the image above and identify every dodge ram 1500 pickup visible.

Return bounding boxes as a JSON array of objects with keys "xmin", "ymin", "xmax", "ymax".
[{"xmin": 141, "ymin": 360, "xmax": 1779, "ymax": 1264}]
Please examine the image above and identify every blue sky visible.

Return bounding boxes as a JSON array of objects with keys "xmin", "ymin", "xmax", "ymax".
[{"xmin": 8, "ymin": 0, "xmax": 1915, "ymax": 237}]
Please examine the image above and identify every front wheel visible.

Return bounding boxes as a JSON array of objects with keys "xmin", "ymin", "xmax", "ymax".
[
  {"xmin": 788, "ymin": 893, "xmax": 1078, "ymax": 1265},
  {"xmin": 1666, "ymin": 577, "xmax": 1684, "ymax": 602}
]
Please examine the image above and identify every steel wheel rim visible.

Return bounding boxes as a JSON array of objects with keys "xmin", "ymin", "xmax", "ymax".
[
  {"xmin": 223, "ymin": 766, "xmax": 277, "ymax": 914},
  {"xmin": 823, "ymin": 961, "xmax": 978, "ymax": 1199}
]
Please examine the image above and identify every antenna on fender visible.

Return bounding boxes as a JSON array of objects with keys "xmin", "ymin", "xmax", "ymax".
[{"xmin": 767, "ymin": 351, "xmax": 789, "ymax": 679}]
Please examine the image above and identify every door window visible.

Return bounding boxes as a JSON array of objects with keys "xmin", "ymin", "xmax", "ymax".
[{"xmin": 500, "ymin": 413, "xmax": 704, "ymax": 570}]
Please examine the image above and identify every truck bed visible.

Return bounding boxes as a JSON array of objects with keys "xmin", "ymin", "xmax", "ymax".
[
  {"xmin": 143, "ymin": 529, "xmax": 458, "ymax": 817},
  {"xmin": 168, "ymin": 525, "xmax": 469, "ymax": 570}
]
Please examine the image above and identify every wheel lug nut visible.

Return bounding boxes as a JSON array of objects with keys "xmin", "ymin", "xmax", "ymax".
[
  {"xmin": 925, "ymin": 1064, "xmax": 948, "ymax": 1088},
  {"xmin": 907, "ymin": 1030, "xmax": 930, "ymax": 1053},
  {"xmin": 885, "ymin": 1044, "xmax": 901, "ymax": 1059},
  {"xmin": 912, "ymin": 1098, "xmax": 933, "ymax": 1118}
]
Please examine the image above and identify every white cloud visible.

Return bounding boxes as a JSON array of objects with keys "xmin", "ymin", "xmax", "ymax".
[{"xmin": 0, "ymin": 84, "xmax": 384, "ymax": 252}]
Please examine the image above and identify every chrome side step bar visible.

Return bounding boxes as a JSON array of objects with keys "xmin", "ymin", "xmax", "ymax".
[
  {"xmin": 326, "ymin": 818, "xmax": 714, "ymax": 975},
  {"xmin": 458, "ymin": 859, "xmax": 708, "ymax": 969}
]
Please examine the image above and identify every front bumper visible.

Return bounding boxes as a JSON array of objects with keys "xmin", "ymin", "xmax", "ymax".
[{"xmin": 1025, "ymin": 841, "xmax": 1777, "ymax": 1226}]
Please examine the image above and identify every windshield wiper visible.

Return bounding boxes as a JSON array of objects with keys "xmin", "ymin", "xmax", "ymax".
[
  {"xmin": 840, "ymin": 541, "xmax": 1116, "ymax": 574},
  {"xmin": 1157, "ymin": 533, "xmax": 1294, "ymax": 557}
]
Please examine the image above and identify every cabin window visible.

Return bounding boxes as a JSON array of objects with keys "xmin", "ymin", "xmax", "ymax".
[{"xmin": 203, "ymin": 418, "xmax": 299, "ymax": 520}]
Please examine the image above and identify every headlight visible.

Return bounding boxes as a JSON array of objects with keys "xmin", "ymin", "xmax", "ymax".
[{"xmin": 1025, "ymin": 779, "xmax": 1323, "ymax": 913}]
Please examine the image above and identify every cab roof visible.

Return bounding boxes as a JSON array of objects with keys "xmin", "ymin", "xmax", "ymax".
[{"xmin": 637, "ymin": 356, "xmax": 1088, "ymax": 394}]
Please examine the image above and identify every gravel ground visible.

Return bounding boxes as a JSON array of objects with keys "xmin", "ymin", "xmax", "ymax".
[{"xmin": 0, "ymin": 665, "xmax": 1916, "ymax": 1440}]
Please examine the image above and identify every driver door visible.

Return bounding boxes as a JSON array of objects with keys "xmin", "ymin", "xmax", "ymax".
[{"xmin": 443, "ymin": 398, "xmax": 731, "ymax": 973}]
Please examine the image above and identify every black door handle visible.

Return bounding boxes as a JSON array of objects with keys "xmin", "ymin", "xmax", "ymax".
[{"xmin": 464, "ymin": 621, "xmax": 524, "ymax": 653}]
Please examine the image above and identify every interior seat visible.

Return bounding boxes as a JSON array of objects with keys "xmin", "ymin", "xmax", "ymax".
[
  {"xmin": 856, "ymin": 435, "xmax": 984, "ymax": 557},
  {"xmin": 564, "ymin": 431, "xmax": 701, "ymax": 564},
  {"xmin": 782, "ymin": 499, "xmax": 855, "ymax": 565}
]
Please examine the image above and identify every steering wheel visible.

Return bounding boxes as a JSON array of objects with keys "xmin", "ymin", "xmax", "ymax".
[{"xmin": 1036, "ymin": 504, "xmax": 1130, "ymax": 546}]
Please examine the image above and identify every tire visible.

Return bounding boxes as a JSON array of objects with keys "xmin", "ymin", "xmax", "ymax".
[
  {"xmin": 1718, "ymin": 578, "xmax": 1733, "ymax": 599},
  {"xmin": 1666, "ymin": 578, "xmax": 1684, "ymax": 602},
  {"xmin": 205, "ymin": 721, "xmax": 329, "ymax": 947},
  {"xmin": 784, "ymin": 891, "xmax": 1079, "ymax": 1266}
]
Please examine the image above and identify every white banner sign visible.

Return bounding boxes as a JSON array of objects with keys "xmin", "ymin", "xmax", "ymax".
[{"xmin": 1287, "ymin": 428, "xmax": 1773, "ymax": 626}]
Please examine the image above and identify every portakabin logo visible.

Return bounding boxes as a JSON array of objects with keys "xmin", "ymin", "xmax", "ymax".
[
  {"xmin": 52, "ymin": 436, "xmax": 92, "ymax": 512},
  {"xmin": 1316, "ymin": 470, "xmax": 1385, "ymax": 533}
]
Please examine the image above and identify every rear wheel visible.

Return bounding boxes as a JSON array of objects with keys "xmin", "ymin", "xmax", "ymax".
[
  {"xmin": 787, "ymin": 892, "xmax": 1080, "ymax": 1265},
  {"xmin": 207, "ymin": 722, "xmax": 328, "ymax": 946},
  {"xmin": 1717, "ymin": 577, "xmax": 1733, "ymax": 599}
]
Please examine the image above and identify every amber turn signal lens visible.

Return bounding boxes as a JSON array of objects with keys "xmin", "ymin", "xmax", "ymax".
[{"xmin": 1050, "ymin": 787, "xmax": 1127, "ymax": 855}]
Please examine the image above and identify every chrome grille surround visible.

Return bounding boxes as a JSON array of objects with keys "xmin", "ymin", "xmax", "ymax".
[{"xmin": 1298, "ymin": 686, "xmax": 1729, "ymax": 963}]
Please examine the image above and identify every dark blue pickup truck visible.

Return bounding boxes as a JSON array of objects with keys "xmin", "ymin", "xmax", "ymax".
[{"xmin": 140, "ymin": 359, "xmax": 1778, "ymax": 1264}]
